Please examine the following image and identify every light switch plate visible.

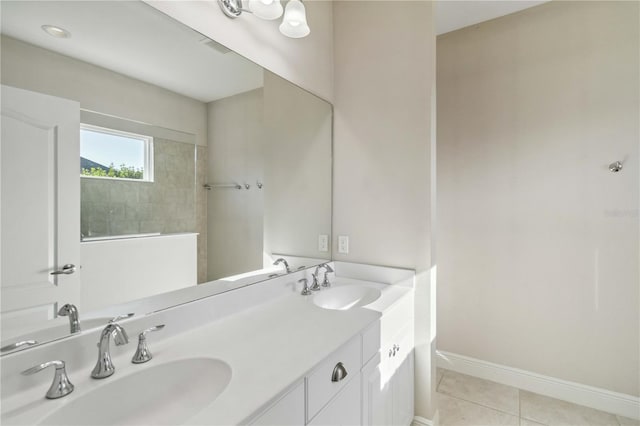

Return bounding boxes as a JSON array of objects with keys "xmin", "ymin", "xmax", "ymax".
[
  {"xmin": 318, "ymin": 234, "xmax": 329, "ymax": 252},
  {"xmin": 338, "ymin": 235, "xmax": 349, "ymax": 254}
]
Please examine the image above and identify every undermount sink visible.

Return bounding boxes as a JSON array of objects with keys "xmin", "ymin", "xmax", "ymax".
[
  {"xmin": 39, "ymin": 358, "xmax": 232, "ymax": 426},
  {"xmin": 313, "ymin": 285, "xmax": 382, "ymax": 310}
]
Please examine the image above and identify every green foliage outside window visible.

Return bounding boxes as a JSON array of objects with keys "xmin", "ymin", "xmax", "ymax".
[{"xmin": 81, "ymin": 163, "xmax": 144, "ymax": 180}]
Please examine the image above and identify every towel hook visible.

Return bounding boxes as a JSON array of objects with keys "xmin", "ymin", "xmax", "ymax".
[{"xmin": 609, "ymin": 161, "xmax": 623, "ymax": 173}]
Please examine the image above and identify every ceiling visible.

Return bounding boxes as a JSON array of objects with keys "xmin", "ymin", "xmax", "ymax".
[
  {"xmin": 1, "ymin": 1, "xmax": 551, "ymax": 101},
  {"xmin": 436, "ymin": 1, "xmax": 550, "ymax": 35},
  {"xmin": 0, "ymin": 1, "xmax": 263, "ymax": 103}
]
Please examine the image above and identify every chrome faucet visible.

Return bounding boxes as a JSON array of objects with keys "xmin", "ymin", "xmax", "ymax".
[
  {"xmin": 312, "ymin": 263, "xmax": 334, "ymax": 290},
  {"xmin": 91, "ymin": 322, "xmax": 129, "ymax": 379},
  {"xmin": 273, "ymin": 258, "xmax": 291, "ymax": 273},
  {"xmin": 58, "ymin": 303, "xmax": 81, "ymax": 333}
]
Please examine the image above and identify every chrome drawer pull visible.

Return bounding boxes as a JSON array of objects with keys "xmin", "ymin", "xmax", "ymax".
[{"xmin": 331, "ymin": 362, "xmax": 348, "ymax": 382}]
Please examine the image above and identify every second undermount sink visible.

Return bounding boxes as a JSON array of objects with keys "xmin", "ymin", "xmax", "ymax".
[
  {"xmin": 313, "ymin": 285, "xmax": 382, "ymax": 310},
  {"xmin": 39, "ymin": 358, "xmax": 232, "ymax": 426}
]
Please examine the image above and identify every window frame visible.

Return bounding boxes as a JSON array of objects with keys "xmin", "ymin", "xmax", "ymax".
[{"xmin": 80, "ymin": 123, "xmax": 154, "ymax": 182}]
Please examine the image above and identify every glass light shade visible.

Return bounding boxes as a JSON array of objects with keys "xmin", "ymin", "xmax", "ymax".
[
  {"xmin": 248, "ymin": 0, "xmax": 283, "ymax": 20},
  {"xmin": 279, "ymin": 0, "xmax": 310, "ymax": 38}
]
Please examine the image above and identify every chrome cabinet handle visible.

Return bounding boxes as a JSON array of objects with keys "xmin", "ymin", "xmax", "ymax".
[
  {"xmin": 22, "ymin": 360, "xmax": 74, "ymax": 399},
  {"xmin": 389, "ymin": 344, "xmax": 400, "ymax": 358},
  {"xmin": 50, "ymin": 264, "xmax": 76, "ymax": 275},
  {"xmin": 331, "ymin": 362, "xmax": 348, "ymax": 382},
  {"xmin": 1, "ymin": 340, "xmax": 38, "ymax": 352},
  {"xmin": 132, "ymin": 324, "xmax": 165, "ymax": 364}
]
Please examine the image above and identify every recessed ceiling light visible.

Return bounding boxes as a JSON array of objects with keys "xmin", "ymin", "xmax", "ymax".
[{"xmin": 41, "ymin": 25, "xmax": 71, "ymax": 39}]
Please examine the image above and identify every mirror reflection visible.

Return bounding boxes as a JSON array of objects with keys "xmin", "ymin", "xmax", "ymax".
[{"xmin": 0, "ymin": 0, "xmax": 332, "ymax": 352}]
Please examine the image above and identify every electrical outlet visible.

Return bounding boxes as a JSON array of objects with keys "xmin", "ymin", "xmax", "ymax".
[
  {"xmin": 318, "ymin": 234, "xmax": 329, "ymax": 252},
  {"xmin": 338, "ymin": 235, "xmax": 349, "ymax": 254}
]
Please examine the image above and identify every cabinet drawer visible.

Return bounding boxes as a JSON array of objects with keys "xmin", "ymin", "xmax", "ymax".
[
  {"xmin": 249, "ymin": 381, "xmax": 304, "ymax": 425},
  {"xmin": 308, "ymin": 372, "xmax": 361, "ymax": 426},
  {"xmin": 307, "ymin": 335, "xmax": 362, "ymax": 422}
]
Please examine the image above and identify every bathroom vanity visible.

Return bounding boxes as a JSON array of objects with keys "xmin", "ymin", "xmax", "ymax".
[
  {"xmin": 0, "ymin": 2, "xmax": 418, "ymax": 424},
  {"xmin": 0, "ymin": 262, "xmax": 415, "ymax": 425}
]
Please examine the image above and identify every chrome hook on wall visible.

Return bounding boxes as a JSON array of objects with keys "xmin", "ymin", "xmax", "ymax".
[
  {"xmin": 609, "ymin": 161, "xmax": 623, "ymax": 173},
  {"xmin": 256, "ymin": 181, "xmax": 263, "ymax": 189}
]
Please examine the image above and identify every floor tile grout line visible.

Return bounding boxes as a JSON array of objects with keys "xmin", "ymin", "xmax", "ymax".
[
  {"xmin": 519, "ymin": 389, "xmax": 522, "ymax": 419},
  {"xmin": 439, "ymin": 368, "xmax": 628, "ymax": 426},
  {"xmin": 436, "ymin": 390, "xmax": 520, "ymax": 419},
  {"xmin": 436, "ymin": 369, "xmax": 445, "ymax": 391},
  {"xmin": 437, "ymin": 369, "xmax": 521, "ymax": 414}
]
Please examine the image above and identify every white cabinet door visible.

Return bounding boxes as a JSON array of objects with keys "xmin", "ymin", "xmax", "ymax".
[
  {"xmin": 1, "ymin": 85, "xmax": 81, "ymax": 332},
  {"xmin": 249, "ymin": 382, "xmax": 305, "ymax": 426},
  {"xmin": 392, "ymin": 352, "xmax": 414, "ymax": 426},
  {"xmin": 362, "ymin": 360, "xmax": 393, "ymax": 426},
  {"xmin": 309, "ymin": 373, "xmax": 361, "ymax": 426}
]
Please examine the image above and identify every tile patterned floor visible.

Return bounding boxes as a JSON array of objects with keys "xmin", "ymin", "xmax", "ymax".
[{"xmin": 436, "ymin": 368, "xmax": 640, "ymax": 426}]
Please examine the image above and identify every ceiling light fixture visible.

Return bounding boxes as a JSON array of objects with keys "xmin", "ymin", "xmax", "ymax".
[
  {"xmin": 41, "ymin": 25, "xmax": 71, "ymax": 39},
  {"xmin": 248, "ymin": 0, "xmax": 284, "ymax": 21},
  {"xmin": 218, "ymin": 0, "xmax": 309, "ymax": 38},
  {"xmin": 279, "ymin": 0, "xmax": 309, "ymax": 38}
]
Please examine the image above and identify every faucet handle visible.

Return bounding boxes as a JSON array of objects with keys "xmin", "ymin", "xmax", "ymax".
[
  {"xmin": 109, "ymin": 313, "xmax": 135, "ymax": 323},
  {"xmin": 310, "ymin": 273, "xmax": 321, "ymax": 291},
  {"xmin": 132, "ymin": 324, "xmax": 165, "ymax": 364},
  {"xmin": 1, "ymin": 340, "xmax": 38, "ymax": 353},
  {"xmin": 22, "ymin": 360, "xmax": 74, "ymax": 399},
  {"xmin": 299, "ymin": 278, "xmax": 312, "ymax": 296},
  {"xmin": 322, "ymin": 264, "xmax": 334, "ymax": 287}
]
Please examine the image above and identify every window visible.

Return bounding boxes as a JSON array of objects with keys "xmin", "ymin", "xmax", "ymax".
[{"xmin": 80, "ymin": 124, "xmax": 154, "ymax": 181}]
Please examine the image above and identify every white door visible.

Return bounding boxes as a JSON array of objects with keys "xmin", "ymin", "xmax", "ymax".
[{"xmin": 1, "ymin": 85, "xmax": 81, "ymax": 336}]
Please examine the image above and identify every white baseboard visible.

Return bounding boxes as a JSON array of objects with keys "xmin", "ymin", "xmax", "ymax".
[
  {"xmin": 412, "ymin": 415, "xmax": 434, "ymax": 426},
  {"xmin": 436, "ymin": 351, "xmax": 640, "ymax": 420}
]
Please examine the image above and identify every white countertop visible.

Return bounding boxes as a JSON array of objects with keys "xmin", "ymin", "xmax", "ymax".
[{"xmin": 1, "ymin": 278, "xmax": 412, "ymax": 425}]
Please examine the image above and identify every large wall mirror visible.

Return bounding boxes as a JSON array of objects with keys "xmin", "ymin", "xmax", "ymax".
[{"xmin": 0, "ymin": 0, "xmax": 332, "ymax": 353}]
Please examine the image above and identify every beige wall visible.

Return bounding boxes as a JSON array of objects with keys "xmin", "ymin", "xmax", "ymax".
[
  {"xmin": 145, "ymin": 0, "xmax": 334, "ymax": 103},
  {"xmin": 0, "ymin": 36, "xmax": 207, "ymax": 146},
  {"xmin": 206, "ymin": 72, "xmax": 332, "ymax": 280},
  {"xmin": 333, "ymin": 1, "xmax": 437, "ymax": 419},
  {"xmin": 437, "ymin": 1, "xmax": 639, "ymax": 396},
  {"xmin": 207, "ymin": 89, "xmax": 265, "ymax": 280},
  {"xmin": 263, "ymin": 71, "xmax": 332, "ymax": 261}
]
